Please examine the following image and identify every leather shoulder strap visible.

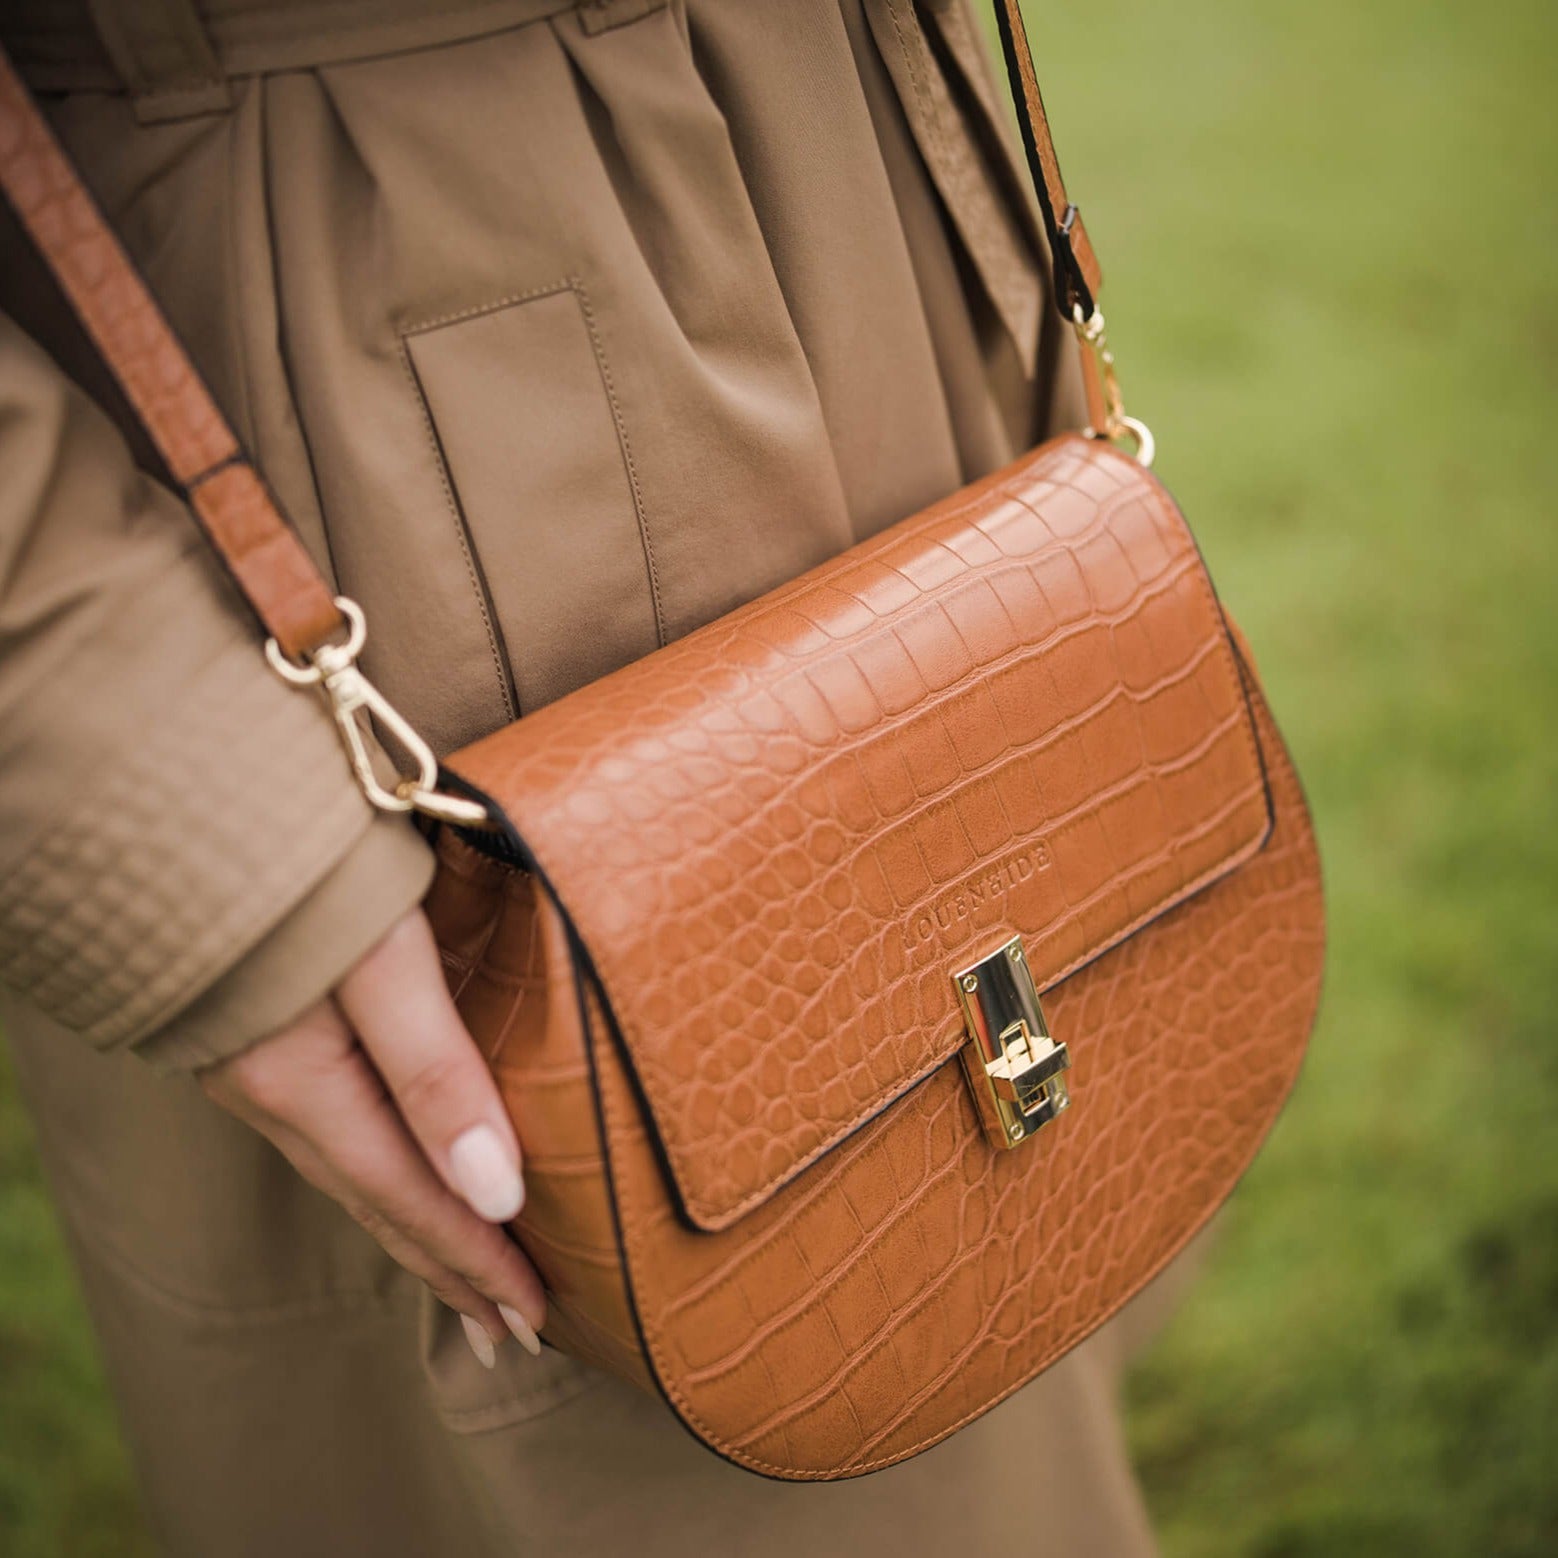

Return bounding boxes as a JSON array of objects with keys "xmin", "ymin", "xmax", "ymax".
[
  {"xmin": 0, "ymin": 4, "xmax": 1099, "ymax": 655},
  {"xmin": 0, "ymin": 46, "xmax": 344, "ymax": 660},
  {"xmin": 992, "ymin": 0, "xmax": 1100, "ymax": 319}
]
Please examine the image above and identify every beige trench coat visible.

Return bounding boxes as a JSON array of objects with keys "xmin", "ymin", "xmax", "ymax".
[{"xmin": 0, "ymin": 1, "xmax": 1180, "ymax": 1552}]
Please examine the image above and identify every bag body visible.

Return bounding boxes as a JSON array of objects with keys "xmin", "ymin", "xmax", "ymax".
[{"xmin": 425, "ymin": 433, "xmax": 1324, "ymax": 1477}]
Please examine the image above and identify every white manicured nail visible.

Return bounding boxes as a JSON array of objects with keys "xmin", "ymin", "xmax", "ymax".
[
  {"xmin": 449, "ymin": 1125, "xmax": 524, "ymax": 1222},
  {"xmin": 499, "ymin": 1304, "xmax": 542, "ymax": 1357},
  {"xmin": 460, "ymin": 1314, "xmax": 497, "ymax": 1369}
]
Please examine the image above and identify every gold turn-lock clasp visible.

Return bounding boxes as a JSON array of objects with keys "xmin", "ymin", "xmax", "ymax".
[{"xmin": 953, "ymin": 935, "xmax": 1072, "ymax": 1151}]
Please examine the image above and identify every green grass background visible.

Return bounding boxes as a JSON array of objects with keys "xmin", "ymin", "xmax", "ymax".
[{"xmin": 2, "ymin": 1, "xmax": 1554, "ymax": 1552}]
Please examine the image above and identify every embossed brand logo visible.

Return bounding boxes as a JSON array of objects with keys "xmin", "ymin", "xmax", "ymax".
[{"xmin": 903, "ymin": 840, "xmax": 1053, "ymax": 950}]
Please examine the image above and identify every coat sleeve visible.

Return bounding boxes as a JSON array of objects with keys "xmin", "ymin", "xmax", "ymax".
[{"xmin": 0, "ymin": 311, "xmax": 435, "ymax": 1071}]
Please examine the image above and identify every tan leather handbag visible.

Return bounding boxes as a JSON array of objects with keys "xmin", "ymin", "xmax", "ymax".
[{"xmin": 0, "ymin": 1, "xmax": 1323, "ymax": 1482}]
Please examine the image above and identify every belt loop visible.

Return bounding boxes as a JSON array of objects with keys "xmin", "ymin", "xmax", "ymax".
[
  {"xmin": 86, "ymin": 0, "xmax": 233, "ymax": 123},
  {"xmin": 578, "ymin": 0, "xmax": 668, "ymax": 37}
]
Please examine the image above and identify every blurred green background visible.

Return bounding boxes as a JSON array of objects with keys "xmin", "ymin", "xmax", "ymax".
[{"xmin": 2, "ymin": 0, "xmax": 1554, "ymax": 1553}]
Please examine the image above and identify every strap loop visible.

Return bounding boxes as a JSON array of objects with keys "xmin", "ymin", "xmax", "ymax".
[
  {"xmin": 85, "ymin": 0, "xmax": 233, "ymax": 123},
  {"xmin": 1054, "ymin": 204, "xmax": 1097, "ymax": 322}
]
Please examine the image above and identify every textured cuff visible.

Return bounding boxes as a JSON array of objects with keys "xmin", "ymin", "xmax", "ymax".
[
  {"xmin": 0, "ymin": 556, "xmax": 432, "ymax": 1052},
  {"xmin": 135, "ymin": 808, "xmax": 435, "ymax": 1073}
]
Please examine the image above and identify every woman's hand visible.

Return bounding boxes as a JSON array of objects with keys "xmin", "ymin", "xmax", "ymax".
[{"xmin": 199, "ymin": 909, "xmax": 544, "ymax": 1367}]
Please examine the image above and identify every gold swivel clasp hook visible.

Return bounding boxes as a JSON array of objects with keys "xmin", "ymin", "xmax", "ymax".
[
  {"xmin": 265, "ymin": 597, "xmax": 494, "ymax": 830},
  {"xmin": 1073, "ymin": 304, "xmax": 1155, "ymax": 468}
]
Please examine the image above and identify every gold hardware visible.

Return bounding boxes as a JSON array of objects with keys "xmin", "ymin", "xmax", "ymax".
[
  {"xmin": 265, "ymin": 597, "xmax": 494, "ymax": 830},
  {"xmin": 1072, "ymin": 305, "xmax": 1155, "ymax": 468},
  {"xmin": 953, "ymin": 935, "xmax": 1071, "ymax": 1151}
]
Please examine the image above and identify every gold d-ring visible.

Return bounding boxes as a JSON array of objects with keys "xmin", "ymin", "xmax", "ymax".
[
  {"xmin": 1113, "ymin": 415, "xmax": 1156, "ymax": 469},
  {"xmin": 264, "ymin": 597, "xmax": 368, "ymax": 686}
]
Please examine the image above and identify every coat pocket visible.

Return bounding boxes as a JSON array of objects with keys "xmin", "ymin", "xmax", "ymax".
[{"xmin": 401, "ymin": 279, "xmax": 664, "ymax": 714}]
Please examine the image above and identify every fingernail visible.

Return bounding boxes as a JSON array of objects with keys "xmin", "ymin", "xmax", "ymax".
[
  {"xmin": 460, "ymin": 1314, "xmax": 498, "ymax": 1369},
  {"xmin": 449, "ymin": 1125, "xmax": 525, "ymax": 1222},
  {"xmin": 499, "ymin": 1304, "xmax": 543, "ymax": 1358}
]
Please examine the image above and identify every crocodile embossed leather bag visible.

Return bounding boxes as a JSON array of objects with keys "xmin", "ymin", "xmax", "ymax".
[{"xmin": 0, "ymin": 1, "xmax": 1323, "ymax": 1482}]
